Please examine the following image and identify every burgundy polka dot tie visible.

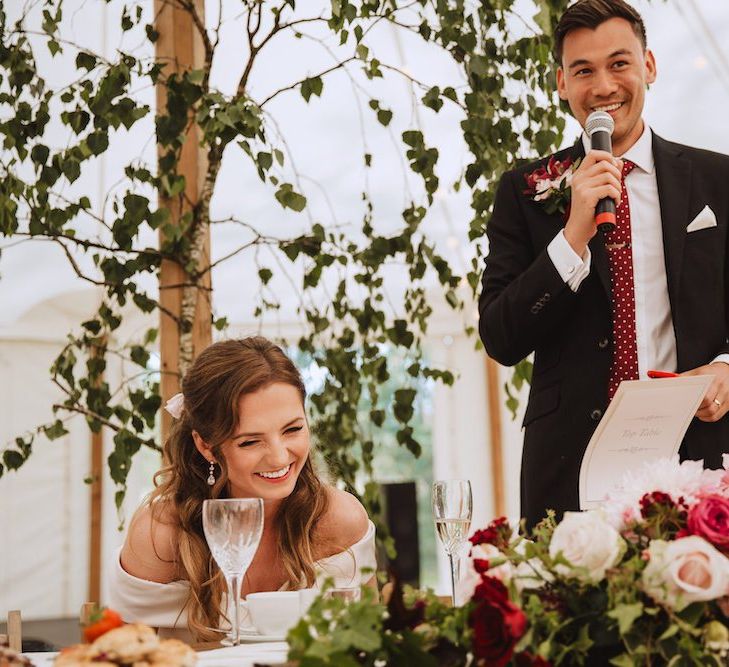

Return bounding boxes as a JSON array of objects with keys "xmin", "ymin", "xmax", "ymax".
[{"xmin": 606, "ymin": 159, "xmax": 638, "ymax": 399}]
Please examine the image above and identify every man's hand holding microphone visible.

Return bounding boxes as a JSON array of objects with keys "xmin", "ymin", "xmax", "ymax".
[{"xmin": 564, "ymin": 111, "xmax": 624, "ymax": 257}]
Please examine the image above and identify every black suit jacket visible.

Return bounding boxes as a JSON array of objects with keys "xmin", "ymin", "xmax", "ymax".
[{"xmin": 479, "ymin": 134, "xmax": 729, "ymax": 529}]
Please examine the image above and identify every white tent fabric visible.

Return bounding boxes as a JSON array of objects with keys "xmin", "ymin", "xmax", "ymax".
[{"xmin": 2, "ymin": 0, "xmax": 729, "ymax": 619}]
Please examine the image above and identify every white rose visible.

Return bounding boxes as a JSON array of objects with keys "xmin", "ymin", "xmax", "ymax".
[
  {"xmin": 642, "ymin": 536, "xmax": 729, "ymax": 611},
  {"xmin": 455, "ymin": 543, "xmax": 513, "ymax": 606},
  {"xmin": 549, "ymin": 511, "xmax": 625, "ymax": 583}
]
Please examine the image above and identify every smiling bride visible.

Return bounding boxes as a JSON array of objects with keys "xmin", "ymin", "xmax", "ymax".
[{"xmin": 107, "ymin": 337, "xmax": 376, "ymax": 642}]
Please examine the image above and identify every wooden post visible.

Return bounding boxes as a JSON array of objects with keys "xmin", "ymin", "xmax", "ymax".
[
  {"xmin": 80, "ymin": 602, "xmax": 96, "ymax": 641},
  {"xmin": 485, "ymin": 356, "xmax": 506, "ymax": 517},
  {"xmin": 154, "ymin": 0, "xmax": 211, "ymax": 441},
  {"xmin": 7, "ymin": 611, "xmax": 21, "ymax": 652}
]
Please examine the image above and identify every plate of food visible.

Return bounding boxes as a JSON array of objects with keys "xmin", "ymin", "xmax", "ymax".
[{"xmin": 56, "ymin": 623, "xmax": 197, "ymax": 666}]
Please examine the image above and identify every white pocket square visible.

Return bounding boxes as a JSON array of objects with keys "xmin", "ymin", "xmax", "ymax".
[{"xmin": 686, "ymin": 205, "xmax": 717, "ymax": 232}]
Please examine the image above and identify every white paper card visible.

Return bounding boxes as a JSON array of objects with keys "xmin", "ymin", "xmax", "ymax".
[{"xmin": 579, "ymin": 375, "xmax": 713, "ymax": 509}]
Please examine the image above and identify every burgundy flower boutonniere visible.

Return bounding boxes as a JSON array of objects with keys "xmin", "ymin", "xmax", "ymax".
[{"xmin": 523, "ymin": 155, "xmax": 581, "ymax": 219}]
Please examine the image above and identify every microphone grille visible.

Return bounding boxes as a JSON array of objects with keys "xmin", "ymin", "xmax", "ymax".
[{"xmin": 585, "ymin": 111, "xmax": 614, "ymax": 136}]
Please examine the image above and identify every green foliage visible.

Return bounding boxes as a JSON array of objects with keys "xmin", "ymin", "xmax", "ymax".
[
  {"xmin": 287, "ymin": 581, "xmax": 470, "ymax": 666},
  {"xmin": 292, "ymin": 509, "xmax": 729, "ymax": 666},
  {"xmin": 0, "ymin": 0, "xmax": 626, "ymax": 520}
]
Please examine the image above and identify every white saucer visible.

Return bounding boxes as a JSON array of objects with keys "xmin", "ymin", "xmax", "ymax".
[
  {"xmin": 237, "ymin": 629, "xmax": 287, "ymax": 643},
  {"xmin": 202, "ymin": 622, "xmax": 288, "ymax": 642}
]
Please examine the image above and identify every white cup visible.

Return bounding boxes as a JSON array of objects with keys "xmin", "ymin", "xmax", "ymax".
[{"xmin": 244, "ymin": 589, "xmax": 316, "ymax": 636}]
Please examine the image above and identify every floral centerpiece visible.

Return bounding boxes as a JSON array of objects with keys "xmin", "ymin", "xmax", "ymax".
[{"xmin": 289, "ymin": 457, "xmax": 729, "ymax": 666}]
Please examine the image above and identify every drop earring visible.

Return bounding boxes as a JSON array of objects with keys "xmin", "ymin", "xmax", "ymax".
[{"xmin": 207, "ymin": 460, "xmax": 216, "ymax": 486}]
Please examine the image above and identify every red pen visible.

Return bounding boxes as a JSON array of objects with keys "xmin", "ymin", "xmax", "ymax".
[{"xmin": 647, "ymin": 370, "xmax": 679, "ymax": 379}]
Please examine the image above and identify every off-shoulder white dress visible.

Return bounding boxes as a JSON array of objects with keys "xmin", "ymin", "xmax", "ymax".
[{"xmin": 107, "ymin": 520, "xmax": 376, "ymax": 638}]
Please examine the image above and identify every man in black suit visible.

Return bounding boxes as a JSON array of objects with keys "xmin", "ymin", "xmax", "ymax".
[{"xmin": 479, "ymin": 0, "xmax": 729, "ymax": 529}]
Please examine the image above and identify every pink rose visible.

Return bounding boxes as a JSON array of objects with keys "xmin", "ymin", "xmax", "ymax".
[
  {"xmin": 687, "ymin": 495, "xmax": 729, "ymax": 553},
  {"xmin": 642, "ymin": 536, "xmax": 729, "ymax": 610}
]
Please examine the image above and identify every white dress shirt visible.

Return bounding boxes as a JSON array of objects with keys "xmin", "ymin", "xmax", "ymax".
[{"xmin": 547, "ymin": 125, "xmax": 729, "ymax": 373}]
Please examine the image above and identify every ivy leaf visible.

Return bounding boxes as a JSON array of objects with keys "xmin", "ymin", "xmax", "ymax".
[
  {"xmin": 275, "ymin": 183, "xmax": 307, "ymax": 212},
  {"xmin": 145, "ymin": 24, "xmax": 160, "ymax": 42},
  {"xmin": 257, "ymin": 151, "xmax": 273, "ymax": 171},
  {"xmin": 376, "ymin": 109, "xmax": 392, "ymax": 126},
  {"xmin": 386, "ymin": 319, "xmax": 413, "ymax": 347},
  {"xmin": 129, "ymin": 345, "xmax": 150, "ymax": 368},
  {"xmin": 422, "ymin": 86, "xmax": 443, "ymax": 112},
  {"xmin": 76, "ymin": 52, "xmax": 97, "ymax": 71},
  {"xmin": 393, "ymin": 388, "xmax": 416, "ymax": 424},
  {"xmin": 535, "ymin": 129, "xmax": 557, "ymax": 155},
  {"xmin": 2, "ymin": 450, "xmax": 24, "ymax": 470},
  {"xmin": 62, "ymin": 158, "xmax": 81, "ymax": 183},
  {"xmin": 534, "ymin": 4, "xmax": 555, "ymax": 37},
  {"xmin": 300, "ymin": 76, "xmax": 323, "ymax": 102},
  {"xmin": 43, "ymin": 420, "xmax": 69, "ymax": 440},
  {"xmin": 30, "ymin": 144, "xmax": 50, "ymax": 166},
  {"xmin": 607, "ymin": 602, "xmax": 643, "ymax": 635}
]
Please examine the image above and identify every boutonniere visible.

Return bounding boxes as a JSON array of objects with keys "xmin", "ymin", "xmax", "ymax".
[{"xmin": 523, "ymin": 155, "xmax": 581, "ymax": 217}]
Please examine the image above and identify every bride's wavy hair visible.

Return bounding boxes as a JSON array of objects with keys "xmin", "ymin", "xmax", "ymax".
[{"xmin": 149, "ymin": 336, "xmax": 329, "ymax": 641}]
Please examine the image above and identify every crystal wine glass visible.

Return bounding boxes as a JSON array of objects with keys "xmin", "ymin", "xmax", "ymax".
[
  {"xmin": 432, "ymin": 479, "xmax": 472, "ymax": 606},
  {"xmin": 202, "ymin": 498, "xmax": 264, "ymax": 645}
]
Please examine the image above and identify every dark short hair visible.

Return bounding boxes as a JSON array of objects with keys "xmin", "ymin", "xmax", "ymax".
[{"xmin": 554, "ymin": 0, "xmax": 647, "ymax": 63}]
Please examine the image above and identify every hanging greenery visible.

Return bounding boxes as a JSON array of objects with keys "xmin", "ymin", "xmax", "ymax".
[{"xmin": 0, "ymin": 0, "xmax": 579, "ymax": 525}]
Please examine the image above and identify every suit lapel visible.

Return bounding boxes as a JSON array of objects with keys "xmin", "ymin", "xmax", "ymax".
[{"xmin": 653, "ymin": 134, "xmax": 691, "ymax": 318}]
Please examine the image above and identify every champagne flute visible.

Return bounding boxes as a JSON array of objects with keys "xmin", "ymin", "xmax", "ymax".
[
  {"xmin": 432, "ymin": 479, "xmax": 472, "ymax": 606},
  {"xmin": 202, "ymin": 498, "xmax": 264, "ymax": 646}
]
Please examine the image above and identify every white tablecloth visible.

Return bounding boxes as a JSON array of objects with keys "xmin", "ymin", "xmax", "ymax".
[{"xmin": 24, "ymin": 642, "xmax": 289, "ymax": 667}]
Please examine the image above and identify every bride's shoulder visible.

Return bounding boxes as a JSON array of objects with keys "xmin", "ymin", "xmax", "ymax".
[
  {"xmin": 316, "ymin": 486, "xmax": 371, "ymax": 551},
  {"xmin": 120, "ymin": 500, "xmax": 181, "ymax": 583}
]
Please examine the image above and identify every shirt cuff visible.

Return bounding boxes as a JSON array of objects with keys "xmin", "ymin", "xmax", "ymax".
[
  {"xmin": 547, "ymin": 229, "xmax": 591, "ymax": 292},
  {"xmin": 711, "ymin": 355, "xmax": 729, "ymax": 366}
]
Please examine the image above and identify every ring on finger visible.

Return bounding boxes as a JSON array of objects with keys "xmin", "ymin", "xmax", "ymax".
[{"xmin": 714, "ymin": 397, "xmax": 722, "ymax": 407}]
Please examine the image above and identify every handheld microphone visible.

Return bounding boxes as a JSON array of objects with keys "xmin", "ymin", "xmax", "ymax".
[{"xmin": 585, "ymin": 110, "xmax": 616, "ymax": 234}]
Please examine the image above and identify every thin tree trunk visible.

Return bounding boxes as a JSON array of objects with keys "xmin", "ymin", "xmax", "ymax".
[{"xmin": 154, "ymin": 0, "xmax": 211, "ymax": 442}]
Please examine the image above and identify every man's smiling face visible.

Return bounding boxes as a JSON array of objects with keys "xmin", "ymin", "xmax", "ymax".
[{"xmin": 557, "ymin": 17, "xmax": 657, "ymax": 156}]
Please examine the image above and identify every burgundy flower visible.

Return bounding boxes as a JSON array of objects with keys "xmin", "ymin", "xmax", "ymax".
[
  {"xmin": 639, "ymin": 491, "xmax": 688, "ymax": 539},
  {"xmin": 524, "ymin": 166, "xmax": 548, "ymax": 192},
  {"xmin": 546, "ymin": 156, "xmax": 559, "ymax": 178},
  {"xmin": 523, "ymin": 156, "xmax": 578, "ymax": 217},
  {"xmin": 639, "ymin": 491, "xmax": 675, "ymax": 517},
  {"xmin": 471, "ymin": 517, "xmax": 512, "ymax": 551},
  {"xmin": 470, "ymin": 576, "xmax": 527, "ymax": 667},
  {"xmin": 473, "ymin": 558, "xmax": 491, "ymax": 575},
  {"xmin": 687, "ymin": 495, "xmax": 729, "ymax": 553}
]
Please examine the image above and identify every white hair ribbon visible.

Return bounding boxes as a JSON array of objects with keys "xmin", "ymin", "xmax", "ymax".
[{"xmin": 164, "ymin": 392, "xmax": 185, "ymax": 419}]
